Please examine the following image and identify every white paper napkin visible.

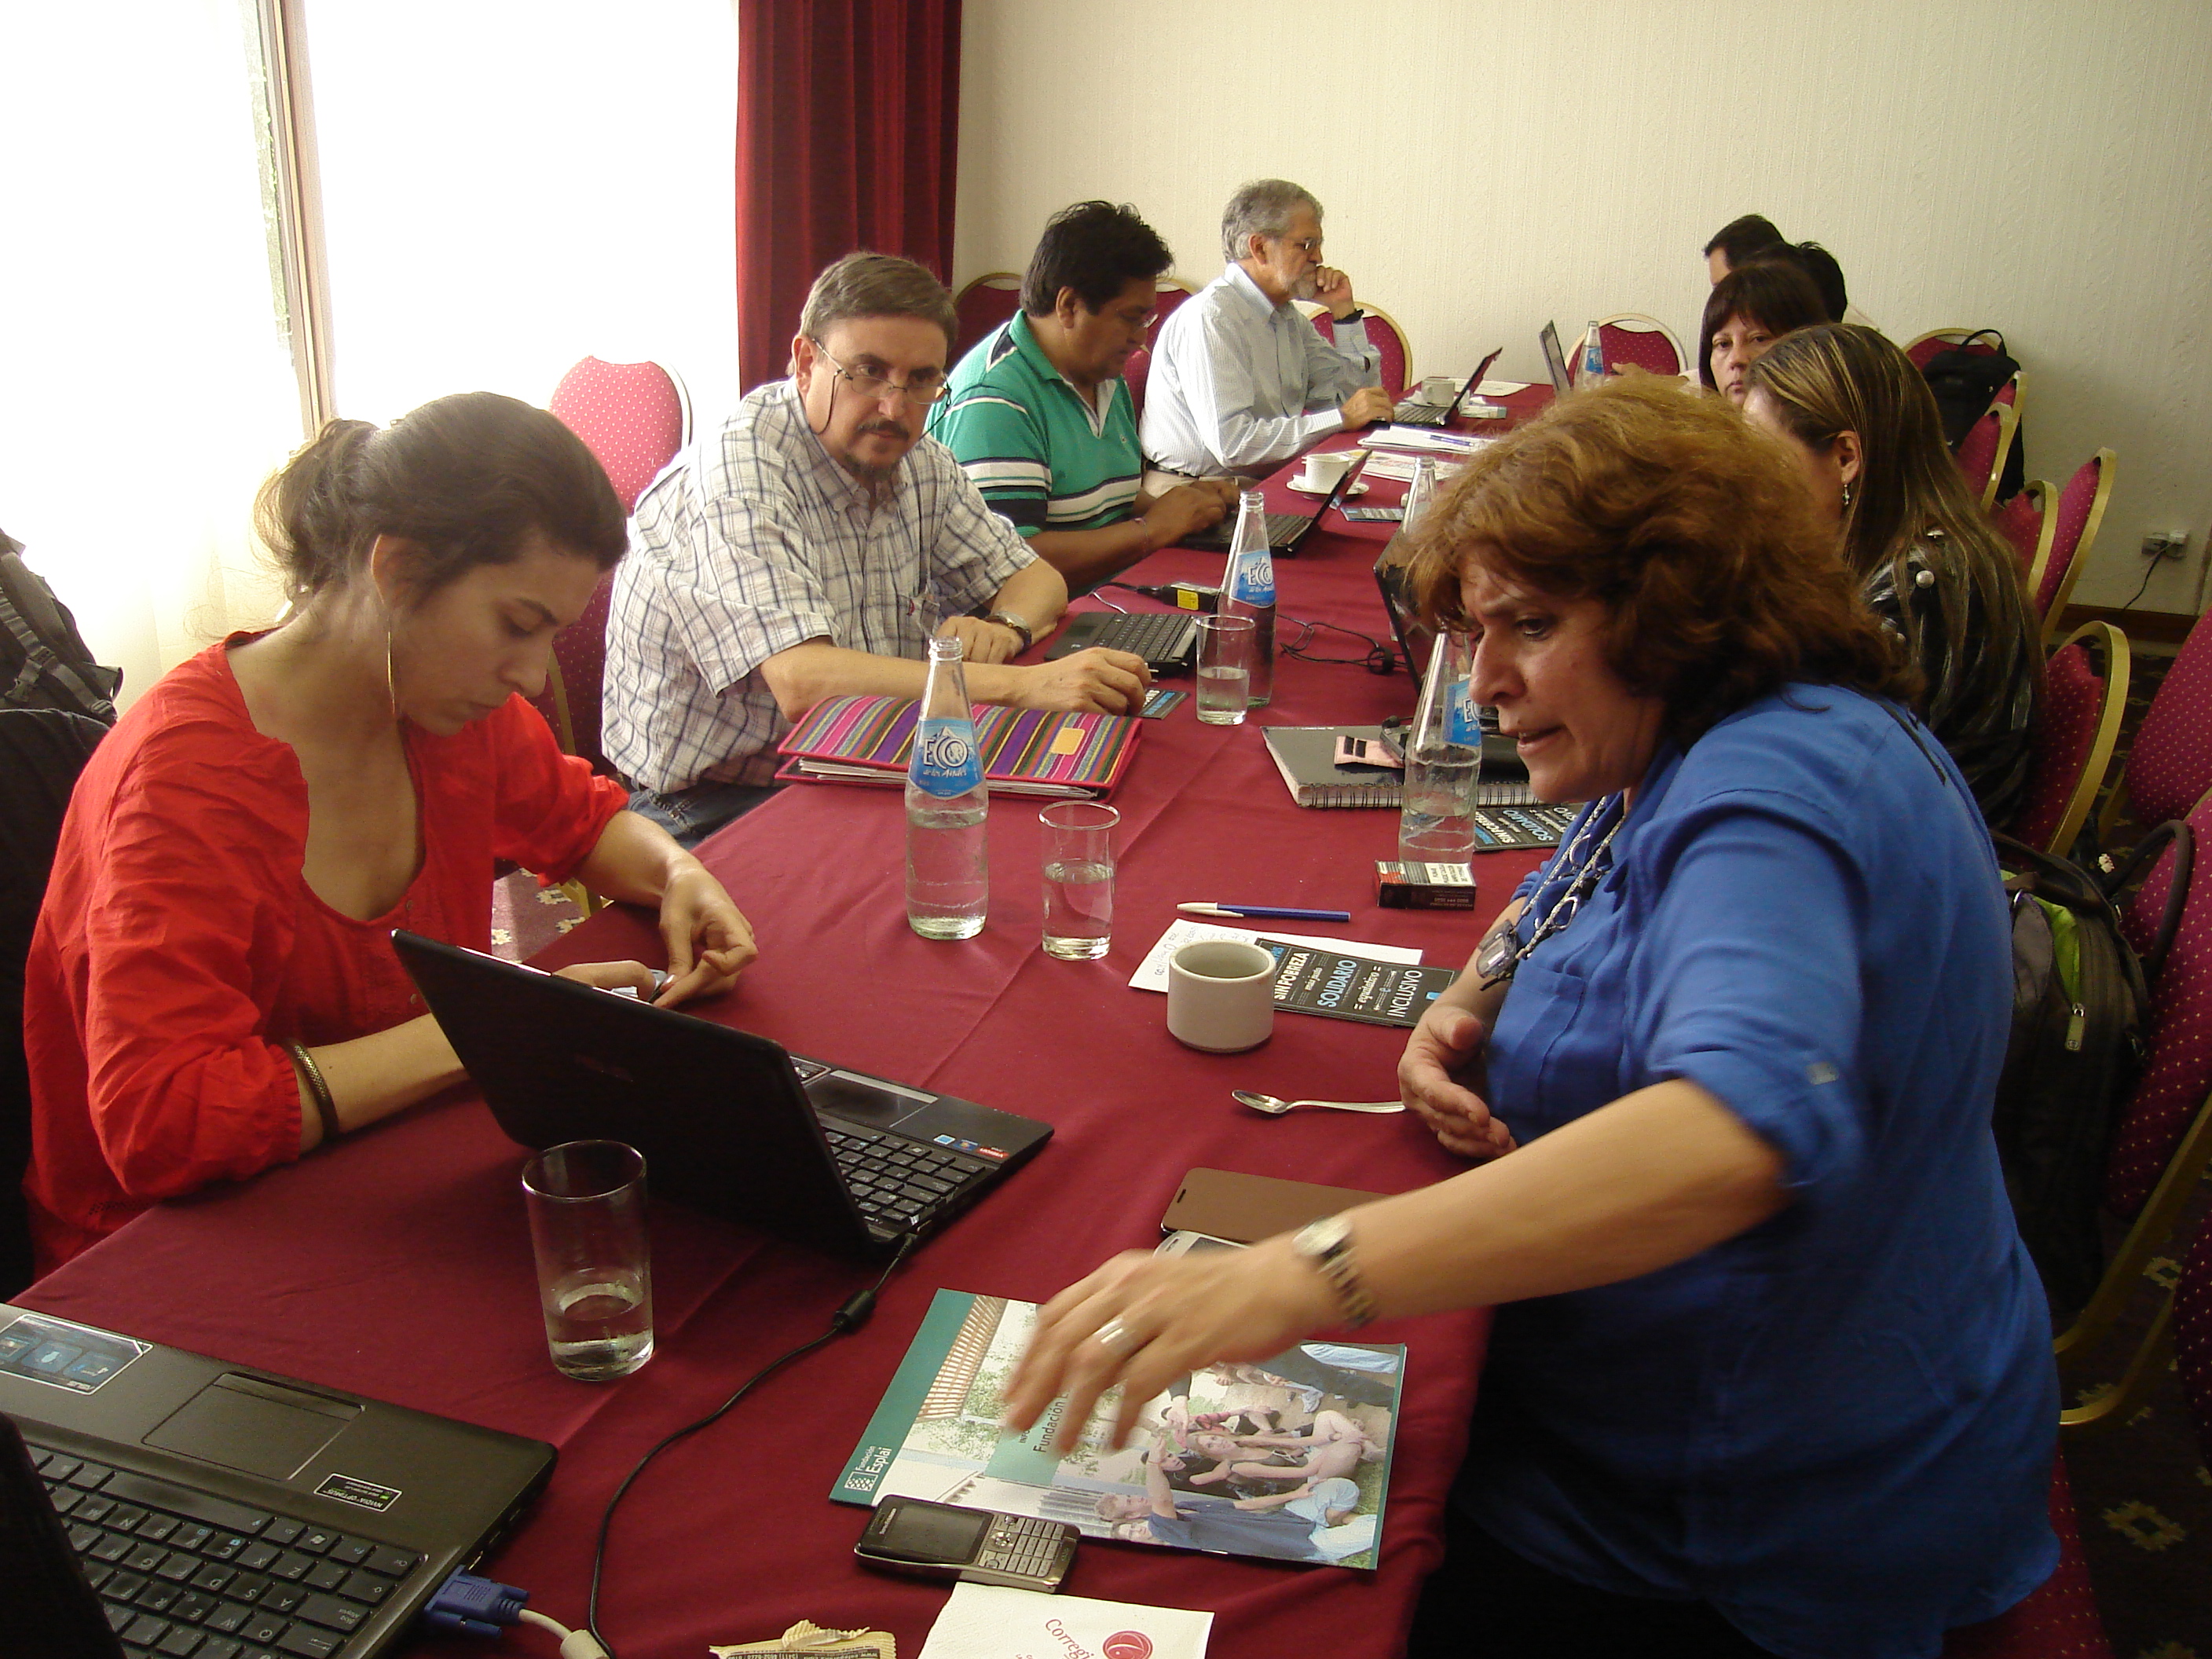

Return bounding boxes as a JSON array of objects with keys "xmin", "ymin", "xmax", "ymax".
[{"xmin": 917, "ymin": 1584, "xmax": 1210, "ymax": 1659}]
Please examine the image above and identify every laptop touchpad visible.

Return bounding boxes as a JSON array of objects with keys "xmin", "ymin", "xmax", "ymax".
[
  {"xmin": 145, "ymin": 1374, "xmax": 358, "ymax": 1480},
  {"xmin": 808, "ymin": 1071, "xmax": 932, "ymax": 1132}
]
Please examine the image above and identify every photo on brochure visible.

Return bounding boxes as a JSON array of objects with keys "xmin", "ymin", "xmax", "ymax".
[{"xmin": 833, "ymin": 1290, "xmax": 1402, "ymax": 1570}]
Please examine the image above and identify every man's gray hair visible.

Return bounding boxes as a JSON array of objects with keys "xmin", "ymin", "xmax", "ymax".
[
  {"xmin": 1221, "ymin": 179, "xmax": 1322, "ymax": 263},
  {"xmin": 798, "ymin": 252, "xmax": 958, "ymax": 351}
]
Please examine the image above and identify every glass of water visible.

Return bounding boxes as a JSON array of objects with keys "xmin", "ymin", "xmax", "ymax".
[
  {"xmin": 1039, "ymin": 800, "xmax": 1119, "ymax": 960},
  {"xmin": 1195, "ymin": 614, "xmax": 1256, "ymax": 726},
  {"xmin": 521, "ymin": 1140, "xmax": 654, "ymax": 1382}
]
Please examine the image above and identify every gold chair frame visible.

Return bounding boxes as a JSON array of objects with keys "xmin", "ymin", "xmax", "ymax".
[
  {"xmin": 2032, "ymin": 621, "xmax": 2130, "ymax": 857},
  {"xmin": 2058, "ymin": 1091, "xmax": 2212, "ymax": 1429},
  {"xmin": 2015, "ymin": 480, "xmax": 2060, "ymax": 614},
  {"xmin": 1974, "ymin": 403, "xmax": 2019, "ymax": 513}
]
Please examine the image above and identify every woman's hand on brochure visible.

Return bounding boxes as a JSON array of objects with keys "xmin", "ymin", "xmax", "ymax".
[{"xmin": 1003, "ymin": 1236, "xmax": 1336, "ymax": 1455}]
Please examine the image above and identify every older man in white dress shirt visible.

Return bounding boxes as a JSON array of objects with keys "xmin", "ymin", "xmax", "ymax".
[{"xmin": 1139, "ymin": 180, "xmax": 1393, "ymax": 487}]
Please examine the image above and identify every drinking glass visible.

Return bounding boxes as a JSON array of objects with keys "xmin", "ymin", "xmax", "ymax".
[
  {"xmin": 1195, "ymin": 615, "xmax": 1256, "ymax": 726},
  {"xmin": 1039, "ymin": 800, "xmax": 1118, "ymax": 960},
  {"xmin": 521, "ymin": 1140, "xmax": 654, "ymax": 1382}
]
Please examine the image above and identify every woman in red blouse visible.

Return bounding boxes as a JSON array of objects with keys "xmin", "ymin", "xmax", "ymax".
[{"xmin": 23, "ymin": 393, "xmax": 757, "ymax": 1273}]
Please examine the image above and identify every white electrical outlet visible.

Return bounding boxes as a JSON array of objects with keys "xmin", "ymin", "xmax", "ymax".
[{"xmin": 2141, "ymin": 531, "xmax": 2191, "ymax": 561}]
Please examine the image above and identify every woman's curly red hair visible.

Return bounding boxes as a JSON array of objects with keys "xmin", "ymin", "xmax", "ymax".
[{"xmin": 1408, "ymin": 377, "xmax": 1915, "ymax": 742}]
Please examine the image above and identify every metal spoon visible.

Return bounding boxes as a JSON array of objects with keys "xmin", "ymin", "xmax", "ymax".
[{"xmin": 1233, "ymin": 1090, "xmax": 1406, "ymax": 1116}]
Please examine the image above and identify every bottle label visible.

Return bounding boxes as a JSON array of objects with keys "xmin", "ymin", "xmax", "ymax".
[
  {"xmin": 910, "ymin": 717, "xmax": 983, "ymax": 797},
  {"xmin": 1227, "ymin": 548, "xmax": 1276, "ymax": 607},
  {"xmin": 1447, "ymin": 678, "xmax": 1481, "ymax": 745}
]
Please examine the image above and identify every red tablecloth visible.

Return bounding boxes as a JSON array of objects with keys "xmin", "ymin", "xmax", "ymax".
[{"xmin": 20, "ymin": 459, "xmax": 1551, "ymax": 1659}]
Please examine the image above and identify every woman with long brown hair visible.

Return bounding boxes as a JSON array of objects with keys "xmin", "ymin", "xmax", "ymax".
[{"xmin": 1745, "ymin": 323, "xmax": 2039, "ymax": 826}]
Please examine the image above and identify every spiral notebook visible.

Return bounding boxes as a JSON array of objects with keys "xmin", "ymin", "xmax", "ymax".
[{"xmin": 775, "ymin": 694, "xmax": 1140, "ymax": 800}]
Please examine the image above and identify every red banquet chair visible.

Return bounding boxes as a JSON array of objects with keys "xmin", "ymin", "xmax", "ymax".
[
  {"xmin": 1123, "ymin": 345, "xmax": 1152, "ymax": 421},
  {"xmin": 1994, "ymin": 478, "xmax": 2054, "ymax": 580},
  {"xmin": 2034, "ymin": 449, "xmax": 2117, "ymax": 643},
  {"xmin": 537, "ymin": 355, "xmax": 692, "ymax": 775},
  {"xmin": 952, "ymin": 273, "xmax": 1023, "ymax": 350},
  {"xmin": 2010, "ymin": 621, "xmax": 2130, "ymax": 856},
  {"xmin": 1308, "ymin": 303, "xmax": 1411, "ymax": 398},
  {"xmin": 1596, "ymin": 313, "xmax": 1686, "ymax": 377},
  {"xmin": 1939, "ymin": 1461, "xmax": 2115, "ymax": 1658},
  {"xmin": 1151, "ymin": 275, "xmax": 1196, "ymax": 333},
  {"xmin": 1957, "ymin": 404, "xmax": 2019, "ymax": 511},
  {"xmin": 2096, "ymin": 606, "xmax": 2212, "ymax": 849}
]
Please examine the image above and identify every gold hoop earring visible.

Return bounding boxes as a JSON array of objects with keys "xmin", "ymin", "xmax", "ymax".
[{"xmin": 384, "ymin": 618, "xmax": 399, "ymax": 723}]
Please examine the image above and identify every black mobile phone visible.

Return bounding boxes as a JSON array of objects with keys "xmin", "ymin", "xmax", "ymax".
[{"xmin": 854, "ymin": 1496, "xmax": 1077, "ymax": 1591}]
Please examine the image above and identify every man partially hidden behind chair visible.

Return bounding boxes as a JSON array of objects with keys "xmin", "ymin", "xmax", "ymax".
[
  {"xmin": 931, "ymin": 203, "xmax": 1240, "ymax": 592},
  {"xmin": 1139, "ymin": 179, "xmax": 1394, "ymax": 488},
  {"xmin": 603, "ymin": 254, "xmax": 1149, "ymax": 847}
]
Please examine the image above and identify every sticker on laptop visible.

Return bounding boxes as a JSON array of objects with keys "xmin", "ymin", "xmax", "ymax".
[
  {"xmin": 933, "ymin": 1133, "xmax": 1009, "ymax": 1161},
  {"xmin": 0, "ymin": 1312, "xmax": 150, "ymax": 1395},
  {"xmin": 315, "ymin": 1473, "xmax": 401, "ymax": 1513}
]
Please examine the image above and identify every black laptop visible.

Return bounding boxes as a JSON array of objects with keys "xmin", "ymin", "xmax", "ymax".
[
  {"xmin": 1389, "ymin": 346, "xmax": 1503, "ymax": 427},
  {"xmin": 1177, "ymin": 448, "xmax": 1370, "ymax": 555},
  {"xmin": 0, "ymin": 1305, "xmax": 553, "ymax": 1659},
  {"xmin": 392, "ymin": 932, "xmax": 1052, "ymax": 1259},
  {"xmin": 1371, "ymin": 551, "xmax": 1528, "ymax": 789},
  {"xmin": 1540, "ymin": 320, "xmax": 1575, "ymax": 395}
]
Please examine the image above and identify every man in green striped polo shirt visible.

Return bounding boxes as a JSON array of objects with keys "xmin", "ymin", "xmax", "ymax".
[{"xmin": 931, "ymin": 202, "xmax": 1238, "ymax": 593}]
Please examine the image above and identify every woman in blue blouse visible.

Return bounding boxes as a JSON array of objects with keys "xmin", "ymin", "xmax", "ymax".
[{"xmin": 1005, "ymin": 380, "xmax": 2056, "ymax": 1657}]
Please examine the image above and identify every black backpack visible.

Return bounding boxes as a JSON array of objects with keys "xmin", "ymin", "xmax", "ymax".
[
  {"xmin": 1990, "ymin": 825, "xmax": 2191, "ymax": 1322},
  {"xmin": 0, "ymin": 531, "xmax": 123, "ymax": 724},
  {"xmin": 1921, "ymin": 330, "xmax": 2024, "ymax": 501}
]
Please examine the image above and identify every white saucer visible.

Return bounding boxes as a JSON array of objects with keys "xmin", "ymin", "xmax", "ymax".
[{"xmin": 1288, "ymin": 478, "xmax": 1372, "ymax": 497}]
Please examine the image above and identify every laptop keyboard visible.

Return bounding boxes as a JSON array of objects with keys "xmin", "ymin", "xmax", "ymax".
[
  {"xmin": 1185, "ymin": 511, "xmax": 1310, "ymax": 552},
  {"xmin": 1390, "ymin": 396, "xmax": 1452, "ymax": 425},
  {"xmin": 1066, "ymin": 610, "xmax": 1196, "ymax": 669},
  {"xmin": 821, "ymin": 1124, "xmax": 980, "ymax": 1231},
  {"xmin": 32, "ymin": 1440, "xmax": 423, "ymax": 1659}
]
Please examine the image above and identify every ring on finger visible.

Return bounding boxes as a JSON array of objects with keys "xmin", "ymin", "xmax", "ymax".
[{"xmin": 1093, "ymin": 1316, "xmax": 1141, "ymax": 1359}]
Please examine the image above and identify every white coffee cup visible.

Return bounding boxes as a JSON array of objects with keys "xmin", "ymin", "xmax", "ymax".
[
  {"xmin": 1166, "ymin": 939, "xmax": 1277, "ymax": 1053},
  {"xmin": 1422, "ymin": 375, "xmax": 1459, "ymax": 404},
  {"xmin": 1297, "ymin": 449, "xmax": 1357, "ymax": 492}
]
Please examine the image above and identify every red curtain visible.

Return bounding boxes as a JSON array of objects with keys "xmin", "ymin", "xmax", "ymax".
[{"xmin": 734, "ymin": 0, "xmax": 963, "ymax": 394}]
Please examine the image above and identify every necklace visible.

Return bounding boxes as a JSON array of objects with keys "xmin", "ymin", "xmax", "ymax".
[{"xmin": 1474, "ymin": 793, "xmax": 1627, "ymax": 987}]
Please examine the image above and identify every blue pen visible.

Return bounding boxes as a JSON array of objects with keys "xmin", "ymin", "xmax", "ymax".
[{"xmin": 1177, "ymin": 903, "xmax": 1353, "ymax": 923}]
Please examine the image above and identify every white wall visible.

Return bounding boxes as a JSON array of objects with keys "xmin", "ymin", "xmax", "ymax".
[{"xmin": 954, "ymin": 0, "xmax": 2212, "ymax": 613}]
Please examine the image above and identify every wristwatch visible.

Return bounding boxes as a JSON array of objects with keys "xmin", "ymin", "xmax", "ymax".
[
  {"xmin": 1334, "ymin": 308, "xmax": 1366, "ymax": 327},
  {"xmin": 984, "ymin": 610, "xmax": 1034, "ymax": 652},
  {"xmin": 1291, "ymin": 1213, "xmax": 1378, "ymax": 1329}
]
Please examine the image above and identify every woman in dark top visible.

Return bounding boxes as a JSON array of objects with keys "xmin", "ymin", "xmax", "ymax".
[
  {"xmin": 1745, "ymin": 324, "xmax": 2039, "ymax": 826},
  {"xmin": 1697, "ymin": 259, "xmax": 1829, "ymax": 405}
]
